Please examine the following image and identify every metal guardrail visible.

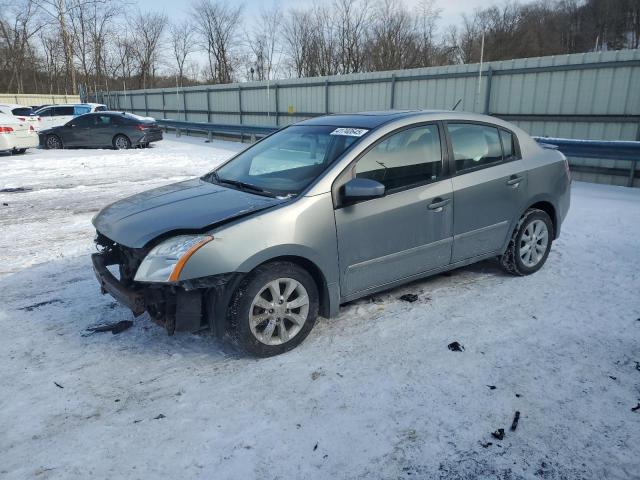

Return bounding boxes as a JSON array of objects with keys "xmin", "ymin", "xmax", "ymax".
[
  {"xmin": 156, "ymin": 119, "xmax": 639, "ymax": 187},
  {"xmin": 156, "ymin": 119, "xmax": 276, "ymax": 142},
  {"xmin": 534, "ymin": 137, "xmax": 640, "ymax": 187}
]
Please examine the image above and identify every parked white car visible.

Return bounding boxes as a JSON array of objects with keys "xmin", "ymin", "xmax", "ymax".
[
  {"xmin": 0, "ymin": 111, "xmax": 39, "ymax": 154},
  {"xmin": 0, "ymin": 104, "xmax": 41, "ymax": 131},
  {"xmin": 34, "ymin": 103, "xmax": 107, "ymax": 129}
]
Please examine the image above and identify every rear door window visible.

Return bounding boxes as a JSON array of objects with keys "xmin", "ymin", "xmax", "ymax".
[
  {"xmin": 38, "ymin": 107, "xmax": 53, "ymax": 117},
  {"xmin": 447, "ymin": 123, "xmax": 503, "ymax": 173},
  {"xmin": 94, "ymin": 105, "xmax": 107, "ymax": 112},
  {"xmin": 96, "ymin": 115, "xmax": 112, "ymax": 125},
  {"xmin": 74, "ymin": 105, "xmax": 91, "ymax": 115}
]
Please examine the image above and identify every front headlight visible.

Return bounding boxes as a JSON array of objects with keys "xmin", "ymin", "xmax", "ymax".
[{"xmin": 134, "ymin": 235, "xmax": 214, "ymax": 283}]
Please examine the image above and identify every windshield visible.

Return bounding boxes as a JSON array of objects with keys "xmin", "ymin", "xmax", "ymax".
[{"xmin": 205, "ymin": 125, "xmax": 365, "ymax": 197}]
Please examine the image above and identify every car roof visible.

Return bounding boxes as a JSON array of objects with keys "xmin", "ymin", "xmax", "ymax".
[
  {"xmin": 297, "ymin": 109, "xmax": 527, "ymax": 131},
  {"xmin": 297, "ymin": 110, "xmax": 433, "ymax": 129}
]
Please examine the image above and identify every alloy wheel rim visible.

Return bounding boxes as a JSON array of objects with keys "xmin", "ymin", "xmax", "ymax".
[
  {"xmin": 519, "ymin": 219, "xmax": 549, "ymax": 268},
  {"xmin": 47, "ymin": 137, "xmax": 60, "ymax": 149},
  {"xmin": 115, "ymin": 137, "xmax": 128, "ymax": 149},
  {"xmin": 249, "ymin": 278, "xmax": 309, "ymax": 346}
]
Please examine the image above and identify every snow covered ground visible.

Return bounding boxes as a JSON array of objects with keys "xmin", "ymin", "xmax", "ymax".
[{"xmin": 1, "ymin": 136, "xmax": 639, "ymax": 479}]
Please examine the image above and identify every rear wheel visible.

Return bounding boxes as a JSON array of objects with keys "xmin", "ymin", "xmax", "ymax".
[
  {"xmin": 113, "ymin": 134, "xmax": 131, "ymax": 150},
  {"xmin": 500, "ymin": 208, "xmax": 553, "ymax": 275},
  {"xmin": 227, "ymin": 261, "xmax": 319, "ymax": 357},
  {"xmin": 45, "ymin": 135, "xmax": 62, "ymax": 149},
  {"xmin": 14, "ymin": 148, "xmax": 26, "ymax": 154}
]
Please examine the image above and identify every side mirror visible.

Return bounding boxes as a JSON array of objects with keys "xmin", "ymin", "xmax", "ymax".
[{"xmin": 342, "ymin": 177, "xmax": 385, "ymax": 203}]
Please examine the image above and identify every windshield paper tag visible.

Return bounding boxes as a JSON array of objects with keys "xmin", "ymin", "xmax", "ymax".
[{"xmin": 330, "ymin": 128, "xmax": 368, "ymax": 137}]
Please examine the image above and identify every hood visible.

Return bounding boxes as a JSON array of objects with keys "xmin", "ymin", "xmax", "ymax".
[{"xmin": 93, "ymin": 178, "xmax": 285, "ymax": 248}]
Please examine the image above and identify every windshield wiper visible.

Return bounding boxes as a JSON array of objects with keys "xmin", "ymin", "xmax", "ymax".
[{"xmin": 212, "ymin": 172, "xmax": 277, "ymax": 198}]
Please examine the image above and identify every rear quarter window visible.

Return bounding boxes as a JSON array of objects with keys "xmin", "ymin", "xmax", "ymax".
[{"xmin": 12, "ymin": 108, "xmax": 34, "ymax": 116}]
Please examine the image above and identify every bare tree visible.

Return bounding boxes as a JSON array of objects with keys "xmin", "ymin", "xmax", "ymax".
[
  {"xmin": 130, "ymin": 11, "xmax": 167, "ymax": 89},
  {"xmin": 169, "ymin": 19, "xmax": 194, "ymax": 87},
  {"xmin": 246, "ymin": 3, "xmax": 281, "ymax": 81},
  {"xmin": 192, "ymin": 0, "xmax": 242, "ymax": 84},
  {"xmin": 0, "ymin": 0, "xmax": 45, "ymax": 93}
]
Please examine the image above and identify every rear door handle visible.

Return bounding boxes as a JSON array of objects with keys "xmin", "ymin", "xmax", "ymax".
[
  {"xmin": 428, "ymin": 198, "xmax": 451, "ymax": 212},
  {"xmin": 506, "ymin": 175, "xmax": 523, "ymax": 187}
]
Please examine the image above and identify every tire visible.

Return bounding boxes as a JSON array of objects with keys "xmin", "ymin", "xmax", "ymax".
[
  {"xmin": 45, "ymin": 135, "xmax": 62, "ymax": 149},
  {"xmin": 227, "ymin": 261, "xmax": 319, "ymax": 357},
  {"xmin": 14, "ymin": 148, "xmax": 26, "ymax": 154},
  {"xmin": 500, "ymin": 208, "xmax": 554, "ymax": 276},
  {"xmin": 113, "ymin": 134, "xmax": 131, "ymax": 150}
]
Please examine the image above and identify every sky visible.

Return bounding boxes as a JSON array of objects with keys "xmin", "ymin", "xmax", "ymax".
[{"xmin": 135, "ymin": 0, "xmax": 509, "ymax": 30}]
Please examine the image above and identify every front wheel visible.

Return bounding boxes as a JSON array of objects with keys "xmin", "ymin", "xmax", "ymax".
[
  {"xmin": 227, "ymin": 261, "xmax": 319, "ymax": 357},
  {"xmin": 500, "ymin": 208, "xmax": 553, "ymax": 275},
  {"xmin": 113, "ymin": 134, "xmax": 131, "ymax": 150},
  {"xmin": 45, "ymin": 135, "xmax": 62, "ymax": 149}
]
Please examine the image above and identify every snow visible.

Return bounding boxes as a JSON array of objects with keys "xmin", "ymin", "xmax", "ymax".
[{"xmin": 1, "ymin": 136, "xmax": 639, "ymax": 479}]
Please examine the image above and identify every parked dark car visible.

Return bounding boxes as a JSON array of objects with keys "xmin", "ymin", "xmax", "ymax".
[{"xmin": 39, "ymin": 112, "xmax": 163, "ymax": 149}]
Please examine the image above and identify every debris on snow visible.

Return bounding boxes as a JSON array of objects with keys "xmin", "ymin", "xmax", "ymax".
[
  {"xmin": 491, "ymin": 429, "xmax": 505, "ymax": 440},
  {"xmin": 19, "ymin": 299, "xmax": 63, "ymax": 311},
  {"xmin": 154, "ymin": 414, "xmax": 166, "ymax": 420},
  {"xmin": 481, "ymin": 442, "xmax": 493, "ymax": 448},
  {"xmin": 487, "ymin": 385, "xmax": 497, "ymax": 390},
  {"xmin": 85, "ymin": 320, "xmax": 133, "ymax": 335},
  {"xmin": 447, "ymin": 341, "xmax": 464, "ymax": 352},
  {"xmin": 313, "ymin": 443, "xmax": 318, "ymax": 451},
  {"xmin": 510, "ymin": 411, "xmax": 521, "ymax": 431},
  {"xmin": 515, "ymin": 393, "xmax": 522, "ymax": 398},
  {"xmin": 311, "ymin": 370, "xmax": 324, "ymax": 380},
  {"xmin": 53, "ymin": 382, "xmax": 63, "ymax": 389},
  {"xmin": 609, "ymin": 376, "xmax": 617, "ymax": 380},
  {"xmin": 399, "ymin": 293, "xmax": 418, "ymax": 303},
  {"xmin": 632, "ymin": 403, "xmax": 640, "ymax": 413},
  {"xmin": 0, "ymin": 186, "xmax": 32, "ymax": 193}
]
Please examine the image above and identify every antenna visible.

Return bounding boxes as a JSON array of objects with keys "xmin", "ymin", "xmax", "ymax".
[{"xmin": 452, "ymin": 98, "xmax": 462, "ymax": 111}]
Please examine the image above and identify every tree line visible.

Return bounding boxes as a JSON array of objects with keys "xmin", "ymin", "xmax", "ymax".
[{"xmin": 1, "ymin": 0, "xmax": 638, "ymax": 96}]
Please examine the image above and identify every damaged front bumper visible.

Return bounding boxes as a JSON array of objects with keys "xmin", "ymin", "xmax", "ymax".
[
  {"xmin": 92, "ymin": 253, "xmax": 145, "ymax": 316},
  {"xmin": 91, "ymin": 249, "xmax": 243, "ymax": 337}
]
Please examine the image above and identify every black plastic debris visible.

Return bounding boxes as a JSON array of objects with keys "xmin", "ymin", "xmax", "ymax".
[
  {"xmin": 0, "ymin": 187, "xmax": 32, "ymax": 193},
  {"xmin": 481, "ymin": 442, "xmax": 493, "ymax": 448},
  {"xmin": 609, "ymin": 376, "xmax": 617, "ymax": 380},
  {"xmin": 515, "ymin": 393, "xmax": 522, "ymax": 398},
  {"xmin": 487, "ymin": 385, "xmax": 496, "ymax": 390},
  {"xmin": 19, "ymin": 299, "xmax": 63, "ymax": 311},
  {"xmin": 313, "ymin": 443, "xmax": 318, "ymax": 451},
  {"xmin": 399, "ymin": 293, "xmax": 419, "ymax": 303},
  {"xmin": 510, "ymin": 411, "xmax": 521, "ymax": 431},
  {"xmin": 448, "ymin": 341, "xmax": 464, "ymax": 352},
  {"xmin": 635, "ymin": 361, "xmax": 640, "ymax": 372},
  {"xmin": 154, "ymin": 414, "xmax": 166, "ymax": 420},
  {"xmin": 54, "ymin": 382, "xmax": 63, "ymax": 389},
  {"xmin": 632, "ymin": 403, "xmax": 640, "ymax": 412},
  {"xmin": 491, "ymin": 428, "xmax": 505, "ymax": 440},
  {"xmin": 2, "ymin": 202, "xmax": 8, "ymax": 206},
  {"xmin": 85, "ymin": 320, "xmax": 133, "ymax": 335}
]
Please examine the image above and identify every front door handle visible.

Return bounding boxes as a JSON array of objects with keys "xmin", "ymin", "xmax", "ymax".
[
  {"xmin": 428, "ymin": 198, "xmax": 451, "ymax": 212},
  {"xmin": 506, "ymin": 175, "xmax": 523, "ymax": 187}
]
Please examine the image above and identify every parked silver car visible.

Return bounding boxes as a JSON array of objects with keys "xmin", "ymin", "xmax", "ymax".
[{"xmin": 92, "ymin": 110, "xmax": 571, "ymax": 356}]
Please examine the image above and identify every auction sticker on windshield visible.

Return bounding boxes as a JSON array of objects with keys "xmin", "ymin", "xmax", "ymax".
[{"xmin": 330, "ymin": 128, "xmax": 368, "ymax": 137}]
